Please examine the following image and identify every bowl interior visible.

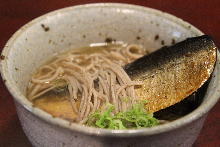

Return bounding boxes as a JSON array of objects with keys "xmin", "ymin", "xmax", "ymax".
[{"xmin": 2, "ymin": 3, "xmax": 220, "ymax": 136}]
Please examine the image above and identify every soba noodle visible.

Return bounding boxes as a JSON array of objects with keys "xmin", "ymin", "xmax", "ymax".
[{"xmin": 27, "ymin": 43, "xmax": 147, "ymax": 123}]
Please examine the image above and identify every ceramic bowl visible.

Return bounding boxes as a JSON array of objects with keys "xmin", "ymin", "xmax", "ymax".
[{"xmin": 1, "ymin": 3, "xmax": 220, "ymax": 147}]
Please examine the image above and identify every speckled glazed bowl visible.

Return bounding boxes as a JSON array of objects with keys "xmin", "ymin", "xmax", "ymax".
[{"xmin": 0, "ymin": 3, "xmax": 220, "ymax": 147}]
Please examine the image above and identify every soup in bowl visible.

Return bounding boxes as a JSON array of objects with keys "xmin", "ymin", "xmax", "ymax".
[{"xmin": 1, "ymin": 3, "xmax": 220, "ymax": 147}]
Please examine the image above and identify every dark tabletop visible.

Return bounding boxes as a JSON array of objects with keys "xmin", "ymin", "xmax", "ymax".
[{"xmin": 0, "ymin": 0, "xmax": 220, "ymax": 147}]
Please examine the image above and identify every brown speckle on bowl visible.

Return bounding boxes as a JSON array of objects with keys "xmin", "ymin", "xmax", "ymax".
[
  {"xmin": 161, "ymin": 40, "xmax": 165, "ymax": 45},
  {"xmin": 3, "ymin": 79, "xmax": 6, "ymax": 83},
  {"xmin": 105, "ymin": 37, "xmax": 116, "ymax": 43},
  {"xmin": 0, "ymin": 55, "xmax": 5, "ymax": 60},
  {"xmin": 188, "ymin": 25, "xmax": 191, "ymax": 29},
  {"xmin": 82, "ymin": 34, "xmax": 86, "ymax": 38},
  {"xmin": 15, "ymin": 67, "xmax": 19, "ymax": 71},
  {"xmin": 25, "ymin": 38, "xmax": 28, "ymax": 41},
  {"xmin": 156, "ymin": 23, "xmax": 160, "ymax": 27},
  {"xmin": 41, "ymin": 24, "xmax": 50, "ymax": 32},
  {"xmin": 154, "ymin": 35, "xmax": 159, "ymax": 40},
  {"xmin": 171, "ymin": 39, "xmax": 176, "ymax": 45},
  {"xmin": 136, "ymin": 36, "xmax": 141, "ymax": 40},
  {"xmin": 74, "ymin": 135, "xmax": 78, "ymax": 138}
]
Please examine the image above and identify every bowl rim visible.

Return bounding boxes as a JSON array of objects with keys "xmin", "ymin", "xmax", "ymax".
[{"xmin": 1, "ymin": 3, "xmax": 220, "ymax": 137}]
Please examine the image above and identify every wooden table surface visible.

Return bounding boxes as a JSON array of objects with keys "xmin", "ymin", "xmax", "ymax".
[{"xmin": 0, "ymin": 0, "xmax": 220, "ymax": 147}]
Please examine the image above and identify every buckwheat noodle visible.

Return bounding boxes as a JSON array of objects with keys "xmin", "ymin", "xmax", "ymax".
[{"xmin": 27, "ymin": 44, "xmax": 146, "ymax": 123}]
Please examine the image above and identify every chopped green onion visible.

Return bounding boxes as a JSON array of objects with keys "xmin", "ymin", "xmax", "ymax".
[{"xmin": 86, "ymin": 100, "xmax": 159, "ymax": 129}]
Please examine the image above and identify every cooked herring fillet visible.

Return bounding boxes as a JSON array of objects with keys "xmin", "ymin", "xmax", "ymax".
[{"xmin": 125, "ymin": 35, "xmax": 217, "ymax": 112}]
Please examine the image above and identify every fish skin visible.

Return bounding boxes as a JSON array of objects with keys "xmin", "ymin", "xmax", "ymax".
[{"xmin": 124, "ymin": 35, "xmax": 217, "ymax": 112}]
